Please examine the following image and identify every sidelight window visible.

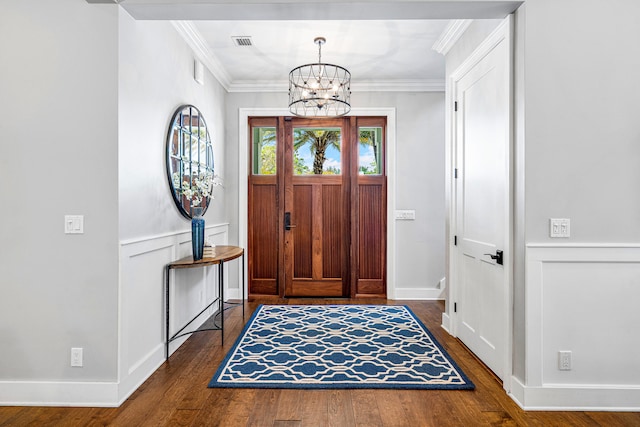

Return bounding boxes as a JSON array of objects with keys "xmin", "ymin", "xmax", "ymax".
[
  {"xmin": 358, "ymin": 127, "xmax": 383, "ymax": 175},
  {"xmin": 252, "ymin": 126, "xmax": 276, "ymax": 175}
]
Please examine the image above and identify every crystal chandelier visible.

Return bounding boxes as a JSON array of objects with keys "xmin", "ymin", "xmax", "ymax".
[{"xmin": 288, "ymin": 37, "xmax": 351, "ymax": 118}]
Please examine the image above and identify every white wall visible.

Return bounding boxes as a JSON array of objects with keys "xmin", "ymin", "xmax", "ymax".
[
  {"xmin": 117, "ymin": 10, "xmax": 230, "ymax": 403},
  {"xmin": 118, "ymin": 15, "xmax": 227, "ymax": 241},
  {"xmin": 512, "ymin": 0, "xmax": 640, "ymax": 410},
  {"xmin": 225, "ymin": 91, "xmax": 446, "ymax": 298},
  {"xmin": 524, "ymin": 0, "xmax": 640, "ymax": 243},
  {"xmin": 0, "ymin": 0, "xmax": 120, "ymax": 404},
  {"xmin": 0, "ymin": 0, "xmax": 232, "ymax": 406}
]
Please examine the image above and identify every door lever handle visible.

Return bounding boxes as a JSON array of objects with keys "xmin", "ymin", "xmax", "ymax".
[
  {"xmin": 284, "ymin": 212, "xmax": 297, "ymax": 231},
  {"xmin": 484, "ymin": 250, "xmax": 503, "ymax": 265}
]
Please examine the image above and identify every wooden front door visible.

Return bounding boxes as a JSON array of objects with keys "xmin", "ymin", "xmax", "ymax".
[
  {"xmin": 284, "ymin": 118, "xmax": 349, "ymax": 297},
  {"xmin": 248, "ymin": 116, "xmax": 386, "ymax": 298}
]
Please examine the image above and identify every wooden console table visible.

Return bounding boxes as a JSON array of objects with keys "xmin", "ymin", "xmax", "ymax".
[{"xmin": 165, "ymin": 245, "xmax": 244, "ymax": 360}]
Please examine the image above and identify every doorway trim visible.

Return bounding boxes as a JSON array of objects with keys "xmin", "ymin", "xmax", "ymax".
[
  {"xmin": 446, "ymin": 16, "xmax": 514, "ymax": 393},
  {"xmin": 238, "ymin": 107, "xmax": 397, "ymax": 299}
]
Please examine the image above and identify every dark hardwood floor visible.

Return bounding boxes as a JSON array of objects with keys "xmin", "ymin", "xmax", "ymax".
[{"xmin": 1, "ymin": 299, "xmax": 639, "ymax": 426}]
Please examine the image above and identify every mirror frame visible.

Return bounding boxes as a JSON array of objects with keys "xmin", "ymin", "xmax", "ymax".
[{"xmin": 165, "ymin": 104, "xmax": 215, "ymax": 219}]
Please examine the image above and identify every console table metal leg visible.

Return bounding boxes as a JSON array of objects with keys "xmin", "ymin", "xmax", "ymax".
[
  {"xmin": 165, "ymin": 265, "xmax": 171, "ymax": 360},
  {"xmin": 219, "ymin": 259, "xmax": 224, "ymax": 347},
  {"xmin": 242, "ymin": 253, "xmax": 245, "ymax": 318}
]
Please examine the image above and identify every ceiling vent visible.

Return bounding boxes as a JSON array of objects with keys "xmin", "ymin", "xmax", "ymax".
[{"xmin": 232, "ymin": 36, "xmax": 253, "ymax": 47}]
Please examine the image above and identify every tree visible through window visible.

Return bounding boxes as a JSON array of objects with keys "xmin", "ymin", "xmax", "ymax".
[
  {"xmin": 293, "ymin": 128, "xmax": 341, "ymax": 175},
  {"xmin": 358, "ymin": 127, "xmax": 382, "ymax": 175},
  {"xmin": 252, "ymin": 127, "xmax": 276, "ymax": 175},
  {"xmin": 252, "ymin": 124, "xmax": 381, "ymax": 176}
]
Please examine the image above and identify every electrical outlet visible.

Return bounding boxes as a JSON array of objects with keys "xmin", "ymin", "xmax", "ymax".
[
  {"xmin": 71, "ymin": 348, "xmax": 83, "ymax": 367},
  {"xmin": 558, "ymin": 350, "xmax": 571, "ymax": 371}
]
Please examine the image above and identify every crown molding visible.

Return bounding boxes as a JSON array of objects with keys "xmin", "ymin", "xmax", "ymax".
[
  {"xmin": 432, "ymin": 19, "xmax": 473, "ymax": 55},
  {"xmin": 171, "ymin": 21, "xmax": 232, "ymax": 90},
  {"xmin": 228, "ymin": 79, "xmax": 445, "ymax": 93},
  {"xmin": 352, "ymin": 79, "xmax": 445, "ymax": 92}
]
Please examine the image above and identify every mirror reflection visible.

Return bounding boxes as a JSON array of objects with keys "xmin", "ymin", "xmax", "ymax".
[{"xmin": 166, "ymin": 105, "xmax": 215, "ymax": 219}]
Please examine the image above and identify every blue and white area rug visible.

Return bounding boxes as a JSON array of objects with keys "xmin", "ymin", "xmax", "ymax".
[{"xmin": 209, "ymin": 305, "xmax": 474, "ymax": 390}]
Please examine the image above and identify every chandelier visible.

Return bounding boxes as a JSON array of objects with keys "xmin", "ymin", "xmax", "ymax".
[{"xmin": 288, "ymin": 37, "xmax": 351, "ymax": 118}]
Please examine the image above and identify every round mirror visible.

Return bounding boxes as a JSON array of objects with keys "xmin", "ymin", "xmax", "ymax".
[{"xmin": 166, "ymin": 105, "xmax": 215, "ymax": 219}]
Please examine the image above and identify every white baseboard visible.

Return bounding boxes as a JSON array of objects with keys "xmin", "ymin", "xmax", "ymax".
[
  {"xmin": 509, "ymin": 376, "xmax": 640, "ymax": 411},
  {"xmin": 0, "ymin": 381, "xmax": 119, "ymax": 407},
  {"xmin": 226, "ymin": 288, "xmax": 241, "ymax": 300},
  {"xmin": 116, "ymin": 344, "xmax": 165, "ymax": 405},
  {"xmin": 393, "ymin": 287, "xmax": 445, "ymax": 300},
  {"xmin": 441, "ymin": 312, "xmax": 451, "ymax": 333}
]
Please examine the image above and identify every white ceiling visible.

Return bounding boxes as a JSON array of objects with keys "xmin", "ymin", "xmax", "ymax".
[
  {"xmin": 188, "ymin": 19, "xmax": 450, "ymax": 91},
  {"xmin": 119, "ymin": 1, "xmax": 522, "ymax": 92}
]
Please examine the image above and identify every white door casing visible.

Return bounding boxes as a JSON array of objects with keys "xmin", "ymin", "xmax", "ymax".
[{"xmin": 451, "ymin": 17, "xmax": 513, "ymax": 384}]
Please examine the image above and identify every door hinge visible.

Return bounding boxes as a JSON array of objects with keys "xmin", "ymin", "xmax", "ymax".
[
  {"xmin": 454, "ymin": 168, "xmax": 458, "ymax": 179},
  {"xmin": 454, "ymin": 302, "xmax": 457, "ymax": 313},
  {"xmin": 454, "ymin": 101, "xmax": 458, "ymax": 112},
  {"xmin": 454, "ymin": 235, "xmax": 457, "ymax": 246}
]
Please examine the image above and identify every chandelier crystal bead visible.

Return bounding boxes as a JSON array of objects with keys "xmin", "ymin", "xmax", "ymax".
[{"xmin": 288, "ymin": 37, "xmax": 351, "ymax": 118}]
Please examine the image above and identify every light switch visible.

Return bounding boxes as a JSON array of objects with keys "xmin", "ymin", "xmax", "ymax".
[
  {"xmin": 65, "ymin": 215, "xmax": 84, "ymax": 234},
  {"xmin": 395, "ymin": 210, "xmax": 416, "ymax": 220},
  {"xmin": 549, "ymin": 218, "xmax": 570, "ymax": 238}
]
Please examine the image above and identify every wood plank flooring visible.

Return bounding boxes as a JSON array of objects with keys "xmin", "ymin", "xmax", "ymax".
[{"xmin": 1, "ymin": 299, "xmax": 639, "ymax": 426}]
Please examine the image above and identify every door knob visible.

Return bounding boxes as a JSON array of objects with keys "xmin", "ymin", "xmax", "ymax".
[
  {"xmin": 284, "ymin": 212, "xmax": 297, "ymax": 231},
  {"xmin": 484, "ymin": 250, "xmax": 503, "ymax": 265}
]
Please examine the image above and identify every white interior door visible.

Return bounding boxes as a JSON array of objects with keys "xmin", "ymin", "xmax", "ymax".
[{"xmin": 453, "ymin": 19, "xmax": 511, "ymax": 381}]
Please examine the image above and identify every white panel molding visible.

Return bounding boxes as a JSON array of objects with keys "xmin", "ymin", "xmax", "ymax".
[
  {"xmin": 118, "ymin": 223, "xmax": 229, "ymax": 405},
  {"xmin": 432, "ymin": 19, "xmax": 473, "ymax": 55},
  {"xmin": 519, "ymin": 243, "xmax": 640, "ymax": 410}
]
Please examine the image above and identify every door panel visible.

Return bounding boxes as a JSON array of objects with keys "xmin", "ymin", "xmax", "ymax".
[
  {"xmin": 292, "ymin": 184, "xmax": 313, "ymax": 279},
  {"xmin": 248, "ymin": 181, "xmax": 279, "ymax": 295},
  {"xmin": 356, "ymin": 183, "xmax": 385, "ymax": 295},
  {"xmin": 322, "ymin": 185, "xmax": 344, "ymax": 279},
  {"xmin": 454, "ymin": 21, "xmax": 511, "ymax": 380}
]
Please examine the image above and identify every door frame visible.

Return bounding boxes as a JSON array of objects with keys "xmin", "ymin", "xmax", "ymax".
[
  {"xmin": 446, "ymin": 16, "xmax": 514, "ymax": 392},
  {"xmin": 238, "ymin": 107, "xmax": 397, "ymax": 300}
]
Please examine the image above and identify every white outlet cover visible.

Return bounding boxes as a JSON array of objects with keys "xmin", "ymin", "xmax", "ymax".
[{"xmin": 71, "ymin": 347, "xmax": 83, "ymax": 367}]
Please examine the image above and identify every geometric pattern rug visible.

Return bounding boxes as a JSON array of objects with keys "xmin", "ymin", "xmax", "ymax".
[{"xmin": 209, "ymin": 305, "xmax": 474, "ymax": 390}]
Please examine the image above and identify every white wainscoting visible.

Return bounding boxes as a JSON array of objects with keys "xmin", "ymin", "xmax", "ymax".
[
  {"xmin": 117, "ymin": 223, "xmax": 229, "ymax": 405},
  {"xmin": 514, "ymin": 244, "xmax": 640, "ymax": 410}
]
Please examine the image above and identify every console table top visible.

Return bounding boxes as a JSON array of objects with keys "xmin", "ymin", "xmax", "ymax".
[{"xmin": 167, "ymin": 245, "xmax": 244, "ymax": 269}]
